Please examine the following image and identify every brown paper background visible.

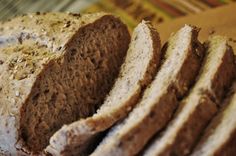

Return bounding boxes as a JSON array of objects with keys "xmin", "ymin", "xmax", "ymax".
[{"xmin": 157, "ymin": 3, "xmax": 236, "ymax": 53}]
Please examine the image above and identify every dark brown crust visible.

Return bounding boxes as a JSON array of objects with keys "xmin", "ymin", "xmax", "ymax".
[
  {"xmin": 192, "ymin": 83, "xmax": 236, "ymax": 156},
  {"xmin": 160, "ymin": 96, "xmax": 217, "ymax": 156},
  {"xmin": 192, "ymin": 105, "xmax": 236, "ymax": 156},
  {"xmin": 175, "ymin": 29, "xmax": 204, "ymax": 98},
  {"xmin": 211, "ymin": 46, "xmax": 236, "ymax": 104},
  {"xmin": 139, "ymin": 21, "xmax": 162, "ymax": 88},
  {"xmin": 119, "ymin": 89, "xmax": 178, "ymax": 155},
  {"xmin": 214, "ymin": 128, "xmax": 236, "ymax": 156}
]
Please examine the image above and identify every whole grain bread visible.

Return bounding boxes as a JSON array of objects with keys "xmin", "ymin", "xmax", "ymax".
[
  {"xmin": 91, "ymin": 25, "xmax": 204, "ymax": 156},
  {"xmin": 0, "ymin": 12, "xmax": 130, "ymax": 155},
  {"xmin": 191, "ymin": 82, "xmax": 236, "ymax": 156},
  {"xmin": 143, "ymin": 36, "xmax": 236, "ymax": 156},
  {"xmin": 45, "ymin": 20, "xmax": 162, "ymax": 156}
]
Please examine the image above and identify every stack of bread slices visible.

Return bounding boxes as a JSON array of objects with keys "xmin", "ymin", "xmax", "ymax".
[{"xmin": 0, "ymin": 12, "xmax": 235, "ymax": 156}]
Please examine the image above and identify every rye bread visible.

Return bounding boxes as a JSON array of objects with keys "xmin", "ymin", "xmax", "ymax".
[
  {"xmin": 0, "ymin": 12, "xmax": 130, "ymax": 155},
  {"xmin": 143, "ymin": 36, "xmax": 236, "ymax": 156},
  {"xmin": 45, "ymin": 20, "xmax": 162, "ymax": 156},
  {"xmin": 191, "ymin": 82, "xmax": 236, "ymax": 156},
  {"xmin": 91, "ymin": 25, "xmax": 204, "ymax": 156}
]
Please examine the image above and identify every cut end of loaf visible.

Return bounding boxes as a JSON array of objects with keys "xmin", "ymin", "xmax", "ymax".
[
  {"xmin": 19, "ymin": 14, "xmax": 130, "ymax": 153},
  {"xmin": 0, "ymin": 13, "xmax": 131, "ymax": 155}
]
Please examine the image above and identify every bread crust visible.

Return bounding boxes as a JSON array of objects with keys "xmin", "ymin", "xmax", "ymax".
[{"xmin": 191, "ymin": 83, "xmax": 236, "ymax": 156}]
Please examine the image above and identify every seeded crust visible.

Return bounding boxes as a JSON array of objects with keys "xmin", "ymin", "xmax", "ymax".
[
  {"xmin": 45, "ymin": 20, "xmax": 162, "ymax": 156},
  {"xmin": 191, "ymin": 82, "xmax": 236, "ymax": 156},
  {"xmin": 0, "ymin": 12, "xmax": 130, "ymax": 155},
  {"xmin": 143, "ymin": 36, "xmax": 236, "ymax": 156},
  {"xmin": 91, "ymin": 25, "xmax": 204, "ymax": 156}
]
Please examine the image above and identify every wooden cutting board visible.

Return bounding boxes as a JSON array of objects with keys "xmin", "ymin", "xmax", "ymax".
[{"xmin": 157, "ymin": 3, "xmax": 236, "ymax": 53}]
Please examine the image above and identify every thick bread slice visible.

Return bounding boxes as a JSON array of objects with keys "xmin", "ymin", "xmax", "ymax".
[
  {"xmin": 0, "ymin": 12, "xmax": 130, "ymax": 155},
  {"xmin": 191, "ymin": 83, "xmax": 236, "ymax": 156},
  {"xmin": 46, "ymin": 20, "xmax": 162, "ymax": 156},
  {"xmin": 143, "ymin": 36, "xmax": 236, "ymax": 156},
  {"xmin": 91, "ymin": 25, "xmax": 204, "ymax": 156}
]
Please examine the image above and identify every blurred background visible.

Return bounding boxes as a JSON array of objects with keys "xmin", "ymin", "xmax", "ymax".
[{"xmin": 0, "ymin": 0, "xmax": 235, "ymax": 29}]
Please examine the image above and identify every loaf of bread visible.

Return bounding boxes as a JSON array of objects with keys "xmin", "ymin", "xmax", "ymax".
[
  {"xmin": 91, "ymin": 25, "xmax": 204, "ymax": 156},
  {"xmin": 1, "ymin": 11, "xmax": 236, "ymax": 156},
  {"xmin": 45, "ymin": 20, "xmax": 162, "ymax": 156},
  {"xmin": 191, "ymin": 82, "xmax": 236, "ymax": 156},
  {"xmin": 0, "ymin": 12, "xmax": 130, "ymax": 155},
  {"xmin": 143, "ymin": 36, "xmax": 236, "ymax": 156}
]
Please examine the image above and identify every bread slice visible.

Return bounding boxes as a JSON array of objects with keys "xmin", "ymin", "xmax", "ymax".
[
  {"xmin": 0, "ymin": 12, "xmax": 130, "ymax": 155},
  {"xmin": 143, "ymin": 36, "xmax": 236, "ymax": 156},
  {"xmin": 191, "ymin": 83, "xmax": 236, "ymax": 156},
  {"xmin": 45, "ymin": 20, "xmax": 162, "ymax": 156},
  {"xmin": 91, "ymin": 25, "xmax": 204, "ymax": 156}
]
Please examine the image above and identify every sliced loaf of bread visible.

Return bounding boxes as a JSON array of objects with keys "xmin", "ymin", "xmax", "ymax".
[
  {"xmin": 143, "ymin": 36, "xmax": 236, "ymax": 156},
  {"xmin": 191, "ymin": 82, "xmax": 236, "ymax": 156},
  {"xmin": 91, "ymin": 25, "xmax": 204, "ymax": 156},
  {"xmin": 46, "ymin": 20, "xmax": 162, "ymax": 156},
  {"xmin": 0, "ymin": 12, "xmax": 130, "ymax": 155}
]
